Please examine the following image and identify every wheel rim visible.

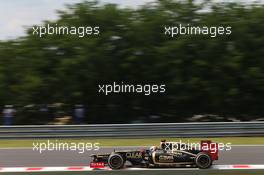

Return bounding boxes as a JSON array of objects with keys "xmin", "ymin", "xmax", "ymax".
[
  {"xmin": 110, "ymin": 156, "xmax": 122, "ymax": 168},
  {"xmin": 198, "ymin": 155, "xmax": 210, "ymax": 167}
]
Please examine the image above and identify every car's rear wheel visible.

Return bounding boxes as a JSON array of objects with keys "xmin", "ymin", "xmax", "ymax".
[
  {"xmin": 195, "ymin": 152, "xmax": 212, "ymax": 169},
  {"xmin": 108, "ymin": 153, "xmax": 125, "ymax": 169}
]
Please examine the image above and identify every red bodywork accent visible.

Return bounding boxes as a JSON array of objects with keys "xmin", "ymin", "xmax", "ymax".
[
  {"xmin": 201, "ymin": 140, "xmax": 218, "ymax": 160},
  {"xmin": 90, "ymin": 162, "xmax": 105, "ymax": 168}
]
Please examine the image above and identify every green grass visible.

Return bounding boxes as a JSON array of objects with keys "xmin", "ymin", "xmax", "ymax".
[
  {"xmin": 1, "ymin": 170, "xmax": 264, "ymax": 175},
  {"xmin": 0, "ymin": 137, "xmax": 263, "ymax": 148}
]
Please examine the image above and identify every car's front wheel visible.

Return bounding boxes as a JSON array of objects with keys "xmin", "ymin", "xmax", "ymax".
[
  {"xmin": 108, "ymin": 153, "xmax": 125, "ymax": 169},
  {"xmin": 195, "ymin": 152, "xmax": 212, "ymax": 169}
]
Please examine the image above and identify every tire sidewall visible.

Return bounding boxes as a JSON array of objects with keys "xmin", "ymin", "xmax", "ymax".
[
  {"xmin": 195, "ymin": 152, "xmax": 212, "ymax": 169},
  {"xmin": 108, "ymin": 153, "xmax": 124, "ymax": 169}
]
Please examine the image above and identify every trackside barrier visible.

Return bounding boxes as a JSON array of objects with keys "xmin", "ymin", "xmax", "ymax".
[{"xmin": 0, "ymin": 122, "xmax": 264, "ymax": 139}]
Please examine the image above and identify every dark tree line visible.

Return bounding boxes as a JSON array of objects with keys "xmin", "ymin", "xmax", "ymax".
[{"xmin": 0, "ymin": 0, "xmax": 263, "ymax": 124}]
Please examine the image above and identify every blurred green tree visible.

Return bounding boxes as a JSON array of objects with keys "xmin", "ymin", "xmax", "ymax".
[{"xmin": 0, "ymin": 0, "xmax": 263, "ymax": 124}]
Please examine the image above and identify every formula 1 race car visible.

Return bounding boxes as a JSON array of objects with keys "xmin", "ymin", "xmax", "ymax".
[{"xmin": 90, "ymin": 140, "xmax": 218, "ymax": 169}]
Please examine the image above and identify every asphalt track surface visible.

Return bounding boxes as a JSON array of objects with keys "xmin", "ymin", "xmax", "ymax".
[{"xmin": 0, "ymin": 146, "xmax": 263, "ymax": 167}]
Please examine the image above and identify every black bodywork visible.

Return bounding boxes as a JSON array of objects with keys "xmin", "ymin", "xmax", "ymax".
[{"xmin": 91, "ymin": 143, "xmax": 217, "ymax": 169}]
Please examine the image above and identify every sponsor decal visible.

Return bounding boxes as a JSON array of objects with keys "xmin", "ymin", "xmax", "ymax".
[
  {"xmin": 90, "ymin": 162, "xmax": 105, "ymax": 168},
  {"xmin": 159, "ymin": 155, "xmax": 174, "ymax": 163},
  {"xmin": 126, "ymin": 152, "xmax": 142, "ymax": 158}
]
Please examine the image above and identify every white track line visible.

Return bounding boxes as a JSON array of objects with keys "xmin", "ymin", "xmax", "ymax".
[
  {"xmin": 214, "ymin": 165, "xmax": 264, "ymax": 170},
  {"xmin": 0, "ymin": 165, "xmax": 264, "ymax": 172}
]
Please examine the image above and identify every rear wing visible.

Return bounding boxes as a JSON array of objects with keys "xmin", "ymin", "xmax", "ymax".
[{"xmin": 201, "ymin": 140, "xmax": 218, "ymax": 160}]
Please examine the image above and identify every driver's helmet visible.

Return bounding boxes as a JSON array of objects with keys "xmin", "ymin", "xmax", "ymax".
[
  {"xmin": 160, "ymin": 139, "xmax": 166, "ymax": 149},
  {"xmin": 150, "ymin": 146, "xmax": 157, "ymax": 152}
]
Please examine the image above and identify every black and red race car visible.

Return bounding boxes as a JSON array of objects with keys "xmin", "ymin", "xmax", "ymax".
[{"xmin": 90, "ymin": 140, "xmax": 218, "ymax": 169}]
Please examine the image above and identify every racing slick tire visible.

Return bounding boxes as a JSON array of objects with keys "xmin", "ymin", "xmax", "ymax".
[
  {"xmin": 195, "ymin": 152, "xmax": 212, "ymax": 169},
  {"xmin": 108, "ymin": 153, "xmax": 125, "ymax": 169}
]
